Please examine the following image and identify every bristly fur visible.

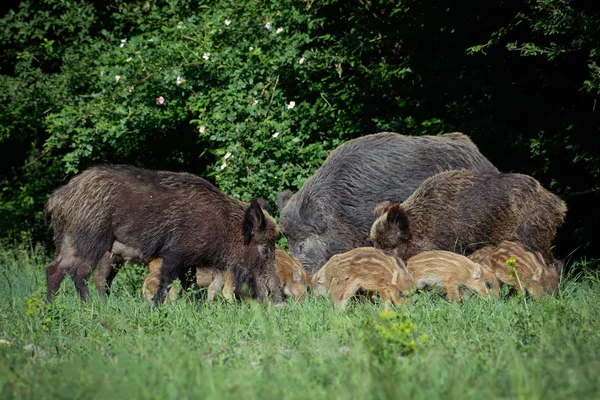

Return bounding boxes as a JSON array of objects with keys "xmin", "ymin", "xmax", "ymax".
[
  {"xmin": 312, "ymin": 247, "xmax": 414, "ymax": 309},
  {"xmin": 407, "ymin": 250, "xmax": 501, "ymax": 302},
  {"xmin": 469, "ymin": 241, "xmax": 559, "ymax": 297},
  {"xmin": 370, "ymin": 170, "xmax": 567, "ymax": 268},
  {"xmin": 45, "ymin": 164, "xmax": 283, "ymax": 304},
  {"xmin": 277, "ymin": 132, "xmax": 497, "ymax": 274}
]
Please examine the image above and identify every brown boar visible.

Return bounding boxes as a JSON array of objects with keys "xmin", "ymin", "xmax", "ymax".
[
  {"xmin": 406, "ymin": 250, "xmax": 500, "ymax": 302},
  {"xmin": 312, "ymin": 247, "xmax": 414, "ymax": 309},
  {"xmin": 44, "ymin": 165, "xmax": 283, "ymax": 304},
  {"xmin": 141, "ymin": 249, "xmax": 308, "ymax": 301},
  {"xmin": 277, "ymin": 132, "xmax": 497, "ymax": 274},
  {"xmin": 370, "ymin": 170, "xmax": 567, "ymax": 269},
  {"xmin": 471, "ymin": 241, "xmax": 559, "ymax": 297}
]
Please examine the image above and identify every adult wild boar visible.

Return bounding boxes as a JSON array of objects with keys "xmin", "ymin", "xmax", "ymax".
[
  {"xmin": 277, "ymin": 132, "xmax": 497, "ymax": 274},
  {"xmin": 45, "ymin": 165, "xmax": 283, "ymax": 304},
  {"xmin": 370, "ymin": 170, "xmax": 567, "ymax": 268}
]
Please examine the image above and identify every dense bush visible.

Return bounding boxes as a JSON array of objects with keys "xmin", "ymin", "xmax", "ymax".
[{"xmin": 0, "ymin": 0, "xmax": 598, "ymax": 261}]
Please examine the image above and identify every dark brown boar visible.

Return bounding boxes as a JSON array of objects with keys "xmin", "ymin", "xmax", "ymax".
[
  {"xmin": 277, "ymin": 132, "xmax": 497, "ymax": 274},
  {"xmin": 469, "ymin": 241, "xmax": 559, "ymax": 297},
  {"xmin": 406, "ymin": 250, "xmax": 500, "ymax": 302},
  {"xmin": 311, "ymin": 247, "xmax": 414, "ymax": 309},
  {"xmin": 44, "ymin": 164, "xmax": 283, "ymax": 304},
  {"xmin": 369, "ymin": 170, "xmax": 567, "ymax": 268}
]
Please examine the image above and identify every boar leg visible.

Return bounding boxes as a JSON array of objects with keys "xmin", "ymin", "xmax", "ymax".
[
  {"xmin": 94, "ymin": 252, "xmax": 123, "ymax": 296},
  {"xmin": 444, "ymin": 283, "xmax": 461, "ymax": 303},
  {"xmin": 69, "ymin": 262, "xmax": 93, "ymax": 301},
  {"xmin": 331, "ymin": 277, "xmax": 363, "ymax": 310},
  {"xmin": 222, "ymin": 271, "xmax": 236, "ymax": 301},
  {"xmin": 153, "ymin": 253, "xmax": 184, "ymax": 305},
  {"xmin": 46, "ymin": 258, "xmax": 68, "ymax": 301},
  {"xmin": 207, "ymin": 273, "xmax": 223, "ymax": 302}
]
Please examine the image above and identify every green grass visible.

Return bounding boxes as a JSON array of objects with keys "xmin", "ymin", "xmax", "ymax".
[{"xmin": 1, "ymin": 243, "xmax": 599, "ymax": 399}]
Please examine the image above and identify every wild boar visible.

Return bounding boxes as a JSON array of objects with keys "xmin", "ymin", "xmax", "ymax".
[
  {"xmin": 470, "ymin": 241, "xmax": 559, "ymax": 297},
  {"xmin": 141, "ymin": 249, "xmax": 309, "ymax": 301},
  {"xmin": 370, "ymin": 170, "xmax": 567, "ymax": 268},
  {"xmin": 277, "ymin": 132, "xmax": 497, "ymax": 274},
  {"xmin": 312, "ymin": 247, "xmax": 414, "ymax": 309},
  {"xmin": 44, "ymin": 164, "xmax": 283, "ymax": 304},
  {"xmin": 275, "ymin": 249, "xmax": 311, "ymax": 301},
  {"xmin": 406, "ymin": 250, "xmax": 500, "ymax": 302}
]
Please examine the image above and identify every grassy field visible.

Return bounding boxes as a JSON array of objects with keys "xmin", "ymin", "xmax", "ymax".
[{"xmin": 1, "ymin": 243, "xmax": 599, "ymax": 399}]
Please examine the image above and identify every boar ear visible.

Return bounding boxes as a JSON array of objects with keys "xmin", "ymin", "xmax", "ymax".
[
  {"xmin": 243, "ymin": 199, "xmax": 267, "ymax": 245},
  {"xmin": 276, "ymin": 190, "xmax": 293, "ymax": 211},
  {"xmin": 255, "ymin": 197, "xmax": 272, "ymax": 215},
  {"xmin": 472, "ymin": 264, "xmax": 482, "ymax": 280},
  {"xmin": 532, "ymin": 265, "xmax": 543, "ymax": 282},
  {"xmin": 374, "ymin": 201, "xmax": 393, "ymax": 218},
  {"xmin": 387, "ymin": 204, "xmax": 411, "ymax": 240}
]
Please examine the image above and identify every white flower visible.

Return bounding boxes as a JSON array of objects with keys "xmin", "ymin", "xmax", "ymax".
[
  {"xmin": 220, "ymin": 162, "xmax": 227, "ymax": 170},
  {"xmin": 115, "ymin": 75, "xmax": 121, "ymax": 82},
  {"xmin": 0, "ymin": 339, "xmax": 11, "ymax": 346},
  {"xmin": 276, "ymin": 27, "xmax": 283, "ymax": 34},
  {"xmin": 272, "ymin": 132, "xmax": 280, "ymax": 138},
  {"xmin": 100, "ymin": 71, "xmax": 104, "ymax": 76},
  {"xmin": 249, "ymin": 46, "xmax": 254, "ymax": 51},
  {"xmin": 156, "ymin": 96, "xmax": 165, "ymax": 105},
  {"xmin": 176, "ymin": 76, "xmax": 184, "ymax": 85},
  {"xmin": 265, "ymin": 22, "xmax": 271, "ymax": 30},
  {"xmin": 203, "ymin": 52, "xmax": 210, "ymax": 60},
  {"xmin": 299, "ymin": 57, "xmax": 305, "ymax": 64},
  {"xmin": 126, "ymin": 57, "xmax": 133, "ymax": 62},
  {"xmin": 120, "ymin": 38, "xmax": 127, "ymax": 48},
  {"xmin": 224, "ymin": 19, "xmax": 231, "ymax": 26},
  {"xmin": 199, "ymin": 126, "xmax": 206, "ymax": 133},
  {"xmin": 128, "ymin": 86, "xmax": 134, "ymax": 93},
  {"xmin": 224, "ymin": 151, "xmax": 232, "ymax": 160},
  {"xmin": 287, "ymin": 101, "xmax": 296, "ymax": 109},
  {"xmin": 252, "ymin": 99, "xmax": 258, "ymax": 106}
]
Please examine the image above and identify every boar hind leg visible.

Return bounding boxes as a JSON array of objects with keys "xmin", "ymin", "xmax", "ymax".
[
  {"xmin": 46, "ymin": 258, "xmax": 68, "ymax": 301},
  {"xmin": 331, "ymin": 277, "xmax": 361, "ymax": 310},
  {"xmin": 46, "ymin": 237, "xmax": 89, "ymax": 301},
  {"xmin": 69, "ymin": 263, "xmax": 93, "ymax": 301},
  {"xmin": 94, "ymin": 252, "xmax": 122, "ymax": 296}
]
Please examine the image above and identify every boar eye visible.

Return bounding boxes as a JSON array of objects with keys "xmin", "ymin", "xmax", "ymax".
[{"xmin": 485, "ymin": 282, "xmax": 493, "ymax": 290}]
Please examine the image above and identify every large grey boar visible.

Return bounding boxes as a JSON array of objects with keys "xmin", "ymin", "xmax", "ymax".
[
  {"xmin": 277, "ymin": 132, "xmax": 497, "ymax": 274},
  {"xmin": 370, "ymin": 170, "xmax": 567, "ymax": 269},
  {"xmin": 45, "ymin": 165, "xmax": 284, "ymax": 304}
]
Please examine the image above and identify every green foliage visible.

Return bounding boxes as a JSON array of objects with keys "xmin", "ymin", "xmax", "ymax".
[
  {"xmin": 0, "ymin": 0, "xmax": 598, "ymax": 260},
  {"xmin": 360, "ymin": 310, "xmax": 427, "ymax": 363}
]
